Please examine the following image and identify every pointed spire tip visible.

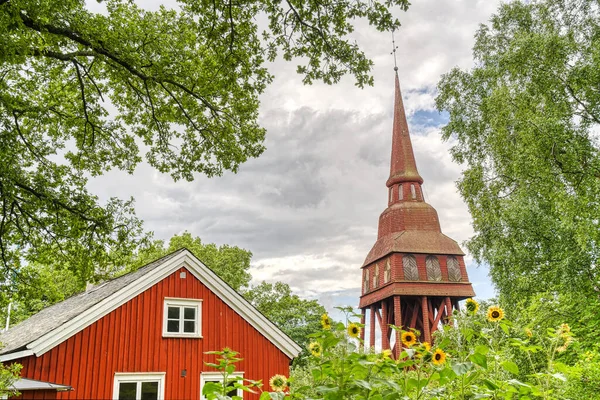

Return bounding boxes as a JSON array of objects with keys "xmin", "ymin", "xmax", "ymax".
[{"xmin": 388, "ymin": 71, "xmax": 424, "ymax": 186}]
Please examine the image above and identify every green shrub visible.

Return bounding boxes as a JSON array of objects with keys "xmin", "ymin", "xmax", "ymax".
[{"xmin": 204, "ymin": 303, "xmax": 585, "ymax": 399}]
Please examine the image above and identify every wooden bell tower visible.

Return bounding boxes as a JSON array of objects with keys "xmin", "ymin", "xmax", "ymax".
[{"xmin": 358, "ymin": 71, "xmax": 475, "ymax": 356}]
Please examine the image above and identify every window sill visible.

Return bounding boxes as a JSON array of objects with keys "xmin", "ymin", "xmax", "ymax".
[{"xmin": 162, "ymin": 333, "xmax": 203, "ymax": 339}]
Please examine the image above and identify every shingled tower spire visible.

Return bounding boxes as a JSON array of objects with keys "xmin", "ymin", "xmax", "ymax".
[
  {"xmin": 388, "ymin": 73, "xmax": 423, "ymax": 187},
  {"xmin": 358, "ymin": 71, "xmax": 475, "ymax": 357}
]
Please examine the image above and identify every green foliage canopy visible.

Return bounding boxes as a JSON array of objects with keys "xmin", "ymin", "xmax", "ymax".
[
  {"xmin": 243, "ymin": 281, "xmax": 326, "ymax": 352},
  {"xmin": 436, "ymin": 0, "xmax": 600, "ymax": 303},
  {"xmin": 0, "ymin": 262, "xmax": 82, "ymax": 325},
  {"xmin": 0, "ymin": 0, "xmax": 410, "ymax": 282},
  {"xmin": 132, "ymin": 231, "xmax": 252, "ymax": 291}
]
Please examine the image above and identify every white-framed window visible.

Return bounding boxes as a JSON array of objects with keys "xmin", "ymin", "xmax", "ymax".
[
  {"xmin": 200, "ymin": 372, "xmax": 244, "ymax": 399},
  {"xmin": 113, "ymin": 373, "xmax": 165, "ymax": 400},
  {"xmin": 163, "ymin": 298, "xmax": 202, "ymax": 338}
]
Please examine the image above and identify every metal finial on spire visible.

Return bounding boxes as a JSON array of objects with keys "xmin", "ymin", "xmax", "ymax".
[{"xmin": 391, "ymin": 30, "xmax": 398, "ymax": 71}]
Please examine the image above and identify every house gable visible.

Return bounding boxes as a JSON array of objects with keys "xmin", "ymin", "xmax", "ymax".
[{"xmin": 1, "ymin": 250, "xmax": 301, "ymax": 361}]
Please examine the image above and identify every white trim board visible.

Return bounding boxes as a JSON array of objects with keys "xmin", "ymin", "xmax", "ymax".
[
  {"xmin": 113, "ymin": 372, "xmax": 165, "ymax": 400},
  {"xmin": 0, "ymin": 349, "xmax": 34, "ymax": 362},
  {"xmin": 15, "ymin": 250, "xmax": 300, "ymax": 360}
]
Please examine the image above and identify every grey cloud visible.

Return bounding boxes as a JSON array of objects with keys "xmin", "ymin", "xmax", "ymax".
[{"xmin": 87, "ymin": 0, "xmax": 502, "ymax": 305}]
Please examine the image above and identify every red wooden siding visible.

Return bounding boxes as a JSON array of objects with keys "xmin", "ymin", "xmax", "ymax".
[{"xmin": 14, "ymin": 266, "xmax": 292, "ymax": 399}]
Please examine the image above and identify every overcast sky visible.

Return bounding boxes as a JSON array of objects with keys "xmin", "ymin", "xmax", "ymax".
[{"xmin": 90, "ymin": 0, "xmax": 502, "ymax": 314}]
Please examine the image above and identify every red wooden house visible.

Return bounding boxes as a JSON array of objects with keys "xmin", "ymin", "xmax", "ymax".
[{"xmin": 0, "ymin": 249, "xmax": 301, "ymax": 399}]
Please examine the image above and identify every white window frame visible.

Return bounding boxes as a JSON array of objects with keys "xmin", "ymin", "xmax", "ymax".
[
  {"xmin": 113, "ymin": 372, "xmax": 165, "ymax": 400},
  {"xmin": 200, "ymin": 372, "xmax": 244, "ymax": 400},
  {"xmin": 162, "ymin": 298, "xmax": 203, "ymax": 338}
]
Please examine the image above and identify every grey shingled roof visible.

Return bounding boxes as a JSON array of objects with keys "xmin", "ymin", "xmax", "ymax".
[{"xmin": 0, "ymin": 249, "xmax": 186, "ymax": 355}]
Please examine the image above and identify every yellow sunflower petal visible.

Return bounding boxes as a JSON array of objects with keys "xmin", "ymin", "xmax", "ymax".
[
  {"xmin": 486, "ymin": 306, "xmax": 504, "ymax": 322},
  {"xmin": 432, "ymin": 348, "xmax": 446, "ymax": 365},
  {"xmin": 347, "ymin": 323, "xmax": 361, "ymax": 338},
  {"xmin": 269, "ymin": 374, "xmax": 288, "ymax": 392},
  {"xmin": 401, "ymin": 331, "xmax": 417, "ymax": 347}
]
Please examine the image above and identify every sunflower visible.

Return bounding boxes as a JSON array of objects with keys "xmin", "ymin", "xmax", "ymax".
[
  {"xmin": 320, "ymin": 314, "xmax": 332, "ymax": 330},
  {"xmin": 524, "ymin": 328, "xmax": 533, "ymax": 338},
  {"xmin": 421, "ymin": 341, "xmax": 431, "ymax": 352},
  {"xmin": 308, "ymin": 342, "xmax": 322, "ymax": 357},
  {"xmin": 556, "ymin": 335, "xmax": 573, "ymax": 353},
  {"xmin": 432, "ymin": 348, "xmax": 446, "ymax": 365},
  {"xmin": 559, "ymin": 323, "xmax": 571, "ymax": 335},
  {"xmin": 556, "ymin": 323, "xmax": 573, "ymax": 352},
  {"xmin": 465, "ymin": 298, "xmax": 479, "ymax": 314},
  {"xmin": 486, "ymin": 306, "xmax": 504, "ymax": 322},
  {"xmin": 401, "ymin": 331, "xmax": 417, "ymax": 347},
  {"xmin": 269, "ymin": 374, "xmax": 288, "ymax": 392},
  {"xmin": 347, "ymin": 323, "xmax": 361, "ymax": 338}
]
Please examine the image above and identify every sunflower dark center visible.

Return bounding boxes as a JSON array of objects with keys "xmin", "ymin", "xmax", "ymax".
[
  {"xmin": 435, "ymin": 353, "xmax": 441, "ymax": 360},
  {"xmin": 492, "ymin": 311, "xmax": 500, "ymax": 318}
]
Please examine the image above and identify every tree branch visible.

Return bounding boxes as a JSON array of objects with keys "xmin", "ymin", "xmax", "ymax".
[
  {"xmin": 72, "ymin": 59, "xmax": 97, "ymax": 146},
  {"xmin": 12, "ymin": 111, "xmax": 50, "ymax": 167},
  {"xmin": 10, "ymin": 179, "xmax": 105, "ymax": 225},
  {"xmin": 33, "ymin": 49, "xmax": 95, "ymax": 61},
  {"xmin": 564, "ymin": 81, "xmax": 600, "ymax": 124},
  {"xmin": 20, "ymin": 12, "xmax": 234, "ymax": 133}
]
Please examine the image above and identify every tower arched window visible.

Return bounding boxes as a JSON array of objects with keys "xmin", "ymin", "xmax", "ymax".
[
  {"xmin": 410, "ymin": 184, "xmax": 416, "ymax": 199},
  {"xmin": 447, "ymin": 256, "xmax": 462, "ymax": 282},
  {"xmin": 403, "ymin": 255, "xmax": 419, "ymax": 281},
  {"xmin": 426, "ymin": 256, "xmax": 442, "ymax": 281},
  {"xmin": 389, "ymin": 187, "xmax": 393, "ymax": 203},
  {"xmin": 363, "ymin": 269, "xmax": 370, "ymax": 294},
  {"xmin": 373, "ymin": 264, "xmax": 379, "ymax": 289},
  {"xmin": 384, "ymin": 260, "xmax": 391, "ymax": 283},
  {"xmin": 398, "ymin": 184, "xmax": 403, "ymax": 200}
]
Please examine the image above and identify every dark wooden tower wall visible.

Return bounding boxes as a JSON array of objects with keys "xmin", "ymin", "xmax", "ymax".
[{"xmin": 358, "ymin": 72, "xmax": 475, "ymax": 356}]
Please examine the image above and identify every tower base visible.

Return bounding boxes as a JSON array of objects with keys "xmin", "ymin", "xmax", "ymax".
[{"xmin": 359, "ymin": 295, "xmax": 459, "ymax": 358}]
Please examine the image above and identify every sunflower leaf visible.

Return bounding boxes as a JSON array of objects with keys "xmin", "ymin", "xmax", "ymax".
[
  {"xmin": 452, "ymin": 362, "xmax": 472, "ymax": 376},
  {"xmin": 469, "ymin": 352, "xmax": 488, "ymax": 369},
  {"xmin": 501, "ymin": 361, "xmax": 520, "ymax": 375}
]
